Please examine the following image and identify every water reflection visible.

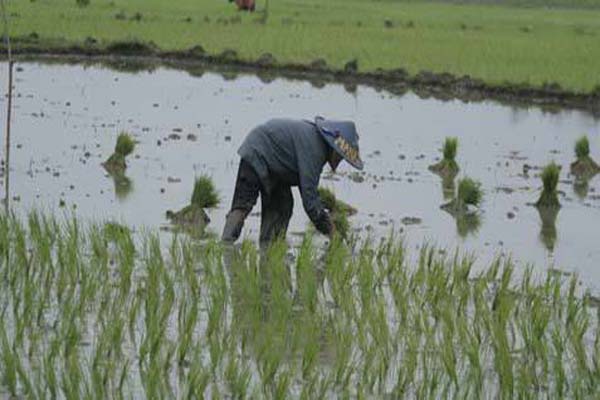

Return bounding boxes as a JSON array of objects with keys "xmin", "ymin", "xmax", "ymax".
[
  {"xmin": 441, "ymin": 176, "xmax": 456, "ymax": 201},
  {"xmin": 111, "ymin": 172, "xmax": 133, "ymax": 201},
  {"xmin": 537, "ymin": 207, "xmax": 559, "ymax": 252},
  {"xmin": 573, "ymin": 178, "xmax": 590, "ymax": 200},
  {"xmin": 456, "ymin": 212, "xmax": 482, "ymax": 238}
]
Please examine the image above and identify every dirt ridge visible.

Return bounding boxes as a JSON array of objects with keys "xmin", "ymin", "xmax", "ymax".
[{"xmin": 3, "ymin": 37, "xmax": 599, "ymax": 115}]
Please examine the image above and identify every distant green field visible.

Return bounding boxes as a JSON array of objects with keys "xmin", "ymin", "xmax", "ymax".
[
  {"xmin": 5, "ymin": 0, "xmax": 600, "ymax": 92},
  {"xmin": 386, "ymin": 0, "xmax": 600, "ymax": 8}
]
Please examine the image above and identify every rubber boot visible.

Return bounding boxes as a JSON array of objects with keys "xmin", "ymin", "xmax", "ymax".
[{"xmin": 221, "ymin": 209, "xmax": 248, "ymax": 243}]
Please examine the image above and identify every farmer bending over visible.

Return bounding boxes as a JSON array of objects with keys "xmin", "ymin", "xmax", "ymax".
[{"xmin": 222, "ymin": 117, "xmax": 364, "ymax": 243}]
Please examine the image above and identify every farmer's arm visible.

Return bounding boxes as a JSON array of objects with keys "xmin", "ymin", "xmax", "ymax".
[{"xmin": 298, "ymin": 161, "xmax": 333, "ymax": 235}]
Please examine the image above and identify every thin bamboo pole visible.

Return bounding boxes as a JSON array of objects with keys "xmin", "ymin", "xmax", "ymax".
[{"xmin": 1, "ymin": 0, "xmax": 12, "ymax": 214}]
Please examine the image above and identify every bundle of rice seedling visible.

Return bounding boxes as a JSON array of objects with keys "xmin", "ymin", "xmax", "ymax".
[
  {"xmin": 318, "ymin": 187, "xmax": 356, "ymax": 238},
  {"xmin": 535, "ymin": 162, "xmax": 561, "ymax": 209},
  {"xmin": 429, "ymin": 137, "xmax": 460, "ymax": 179},
  {"xmin": 570, "ymin": 136, "xmax": 600, "ymax": 178},
  {"xmin": 167, "ymin": 175, "xmax": 219, "ymax": 229},
  {"xmin": 103, "ymin": 132, "xmax": 135, "ymax": 173}
]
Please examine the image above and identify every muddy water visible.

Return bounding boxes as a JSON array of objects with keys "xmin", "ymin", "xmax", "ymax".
[{"xmin": 3, "ymin": 61, "xmax": 600, "ymax": 288}]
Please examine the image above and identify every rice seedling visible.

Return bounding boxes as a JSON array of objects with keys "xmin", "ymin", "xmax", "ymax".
[
  {"xmin": 441, "ymin": 177, "xmax": 483, "ymax": 213},
  {"xmin": 441, "ymin": 176, "xmax": 483, "ymax": 237},
  {"xmin": 191, "ymin": 175, "xmax": 220, "ymax": 209},
  {"xmin": 535, "ymin": 162, "xmax": 561, "ymax": 208},
  {"xmin": 570, "ymin": 135, "xmax": 600, "ymax": 179},
  {"xmin": 103, "ymin": 132, "xmax": 135, "ymax": 174},
  {"xmin": 318, "ymin": 186, "xmax": 356, "ymax": 239},
  {"xmin": 166, "ymin": 175, "xmax": 219, "ymax": 233},
  {"xmin": 429, "ymin": 137, "xmax": 460, "ymax": 179},
  {"xmin": 1, "ymin": 210, "xmax": 600, "ymax": 398}
]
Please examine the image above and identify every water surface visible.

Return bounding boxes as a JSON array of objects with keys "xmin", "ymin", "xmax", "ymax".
[{"xmin": 3, "ymin": 61, "xmax": 600, "ymax": 288}]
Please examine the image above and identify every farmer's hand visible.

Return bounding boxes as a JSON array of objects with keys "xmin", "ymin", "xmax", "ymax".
[{"xmin": 314, "ymin": 209, "xmax": 334, "ymax": 237}]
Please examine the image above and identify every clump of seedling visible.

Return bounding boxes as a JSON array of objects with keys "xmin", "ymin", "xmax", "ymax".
[
  {"xmin": 166, "ymin": 175, "xmax": 219, "ymax": 229},
  {"xmin": 535, "ymin": 162, "xmax": 561, "ymax": 209},
  {"xmin": 441, "ymin": 177, "xmax": 483, "ymax": 237},
  {"xmin": 319, "ymin": 187, "xmax": 357, "ymax": 216},
  {"xmin": 318, "ymin": 187, "xmax": 356, "ymax": 238},
  {"xmin": 3, "ymin": 208, "xmax": 600, "ymax": 398},
  {"xmin": 103, "ymin": 132, "xmax": 135, "ymax": 174},
  {"xmin": 429, "ymin": 137, "xmax": 459, "ymax": 179},
  {"xmin": 570, "ymin": 136, "xmax": 600, "ymax": 179},
  {"xmin": 441, "ymin": 177, "xmax": 483, "ymax": 215}
]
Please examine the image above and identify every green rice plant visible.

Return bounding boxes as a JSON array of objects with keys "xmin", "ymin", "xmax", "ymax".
[
  {"xmin": 443, "ymin": 137, "xmax": 458, "ymax": 161},
  {"xmin": 429, "ymin": 137, "xmax": 460, "ymax": 179},
  {"xmin": 301, "ymin": 327, "xmax": 319, "ymax": 379},
  {"xmin": 535, "ymin": 162, "xmax": 561, "ymax": 208},
  {"xmin": 0, "ymin": 321, "xmax": 17, "ymax": 397},
  {"xmin": 575, "ymin": 136, "xmax": 590, "ymax": 159},
  {"xmin": 457, "ymin": 177, "xmax": 483, "ymax": 208},
  {"xmin": 295, "ymin": 232, "xmax": 318, "ymax": 313},
  {"xmin": 184, "ymin": 353, "xmax": 210, "ymax": 399},
  {"xmin": 273, "ymin": 369, "xmax": 292, "ymax": 399},
  {"xmin": 115, "ymin": 132, "xmax": 135, "ymax": 157},
  {"xmin": 225, "ymin": 351, "xmax": 251, "ymax": 399},
  {"xmin": 3, "ymin": 209, "xmax": 600, "ymax": 397},
  {"xmin": 441, "ymin": 177, "xmax": 483, "ymax": 219},
  {"xmin": 176, "ymin": 297, "xmax": 198, "ymax": 365},
  {"xmin": 191, "ymin": 175, "xmax": 220, "ymax": 208}
]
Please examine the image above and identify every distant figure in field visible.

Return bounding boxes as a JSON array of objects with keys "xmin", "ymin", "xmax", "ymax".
[{"xmin": 234, "ymin": 0, "xmax": 255, "ymax": 11}]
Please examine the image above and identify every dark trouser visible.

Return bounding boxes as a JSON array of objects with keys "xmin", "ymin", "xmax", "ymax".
[{"xmin": 224, "ymin": 159, "xmax": 294, "ymax": 243}]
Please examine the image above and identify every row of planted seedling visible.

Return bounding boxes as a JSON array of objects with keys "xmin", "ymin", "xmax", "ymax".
[
  {"xmin": 104, "ymin": 131, "xmax": 600, "ymax": 241},
  {"xmin": 426, "ymin": 134, "xmax": 600, "ymax": 240},
  {"xmin": 1, "ymin": 210, "xmax": 600, "ymax": 398}
]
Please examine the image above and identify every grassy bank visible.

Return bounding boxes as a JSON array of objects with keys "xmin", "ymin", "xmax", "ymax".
[
  {"xmin": 5, "ymin": 0, "xmax": 600, "ymax": 92},
  {"xmin": 0, "ymin": 210, "xmax": 599, "ymax": 397}
]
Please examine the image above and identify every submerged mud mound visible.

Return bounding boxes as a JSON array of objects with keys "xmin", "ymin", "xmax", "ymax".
[
  {"xmin": 570, "ymin": 157, "xmax": 600, "ymax": 179},
  {"xmin": 102, "ymin": 153, "xmax": 127, "ymax": 174},
  {"xmin": 429, "ymin": 160, "xmax": 459, "ymax": 180}
]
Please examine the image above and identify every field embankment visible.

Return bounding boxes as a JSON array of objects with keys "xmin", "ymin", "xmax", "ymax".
[{"xmin": 3, "ymin": 0, "xmax": 600, "ymax": 102}]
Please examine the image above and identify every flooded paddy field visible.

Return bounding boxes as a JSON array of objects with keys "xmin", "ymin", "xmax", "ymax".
[
  {"xmin": 2, "ymin": 60, "xmax": 600, "ymax": 398},
  {"xmin": 4, "ymin": 60, "xmax": 600, "ymax": 286}
]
